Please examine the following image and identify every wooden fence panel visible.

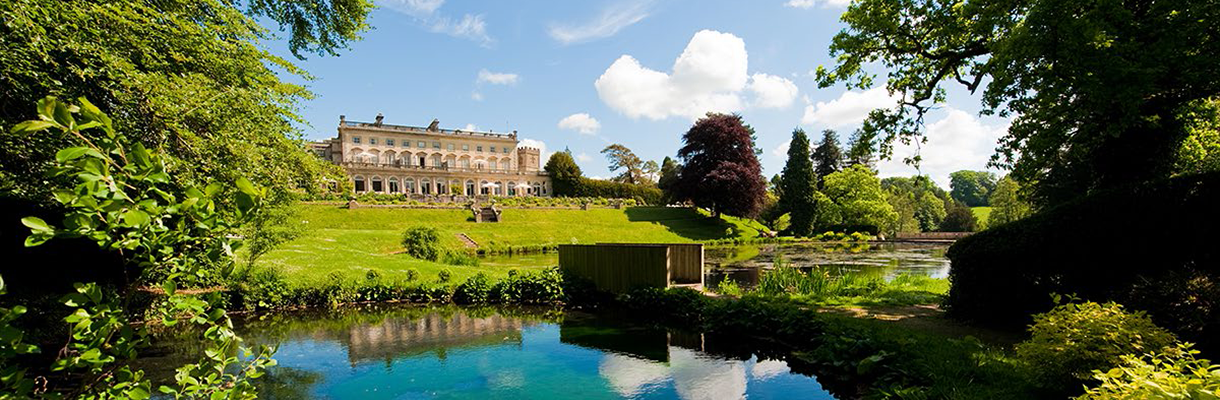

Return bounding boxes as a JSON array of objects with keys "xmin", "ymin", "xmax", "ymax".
[
  {"xmin": 666, "ymin": 244, "xmax": 704, "ymax": 285},
  {"xmin": 559, "ymin": 244, "xmax": 670, "ymax": 293}
]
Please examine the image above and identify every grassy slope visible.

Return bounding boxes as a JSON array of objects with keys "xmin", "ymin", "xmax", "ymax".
[
  {"xmin": 971, "ymin": 207, "xmax": 992, "ymax": 223},
  {"xmin": 255, "ymin": 205, "xmax": 765, "ymax": 285}
]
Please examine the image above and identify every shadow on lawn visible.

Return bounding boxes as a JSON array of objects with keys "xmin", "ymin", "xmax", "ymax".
[{"xmin": 623, "ymin": 206, "xmax": 736, "ymax": 241}]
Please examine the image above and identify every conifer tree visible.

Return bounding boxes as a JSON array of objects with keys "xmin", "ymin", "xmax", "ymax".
[{"xmin": 780, "ymin": 129, "xmax": 817, "ymax": 237}]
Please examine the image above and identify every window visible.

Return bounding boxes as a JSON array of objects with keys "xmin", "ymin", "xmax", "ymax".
[
  {"xmin": 490, "ymin": 160, "xmax": 498, "ymax": 170},
  {"xmin": 477, "ymin": 146, "xmax": 483, "ymax": 152},
  {"xmin": 433, "ymin": 141, "xmax": 441, "ymax": 149},
  {"xmin": 489, "ymin": 146, "xmax": 497, "ymax": 153},
  {"xmin": 369, "ymin": 138, "xmax": 377, "ymax": 145},
  {"xmin": 447, "ymin": 143, "xmax": 455, "ymax": 151},
  {"xmin": 417, "ymin": 141, "xmax": 426, "ymax": 148},
  {"xmin": 352, "ymin": 136, "xmax": 361, "ymax": 144},
  {"xmin": 462, "ymin": 144, "xmax": 469, "ymax": 151},
  {"xmin": 503, "ymin": 147, "xmax": 509, "ymax": 153},
  {"xmin": 386, "ymin": 139, "xmax": 394, "ymax": 146}
]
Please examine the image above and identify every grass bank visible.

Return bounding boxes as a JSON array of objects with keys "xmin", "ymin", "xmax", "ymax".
[{"xmin": 250, "ymin": 205, "xmax": 766, "ymax": 285}]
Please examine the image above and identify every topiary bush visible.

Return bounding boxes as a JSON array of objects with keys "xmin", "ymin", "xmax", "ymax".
[
  {"xmin": 945, "ymin": 172, "xmax": 1220, "ymax": 351},
  {"xmin": 1014, "ymin": 301, "xmax": 1177, "ymax": 394},
  {"xmin": 401, "ymin": 226, "xmax": 443, "ymax": 261}
]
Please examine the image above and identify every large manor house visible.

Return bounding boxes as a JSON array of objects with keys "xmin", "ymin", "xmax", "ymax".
[{"xmin": 313, "ymin": 114, "xmax": 552, "ymax": 197}]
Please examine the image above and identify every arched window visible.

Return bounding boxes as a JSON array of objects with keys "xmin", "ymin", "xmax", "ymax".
[
  {"xmin": 371, "ymin": 176, "xmax": 383, "ymax": 193},
  {"xmin": 480, "ymin": 180, "xmax": 490, "ymax": 195},
  {"xmin": 431, "ymin": 154, "xmax": 442, "ymax": 168},
  {"xmin": 421, "ymin": 178, "xmax": 432, "ymax": 194},
  {"xmin": 531, "ymin": 182, "xmax": 541, "ymax": 196},
  {"xmin": 494, "ymin": 181, "xmax": 503, "ymax": 196},
  {"xmin": 388, "ymin": 177, "xmax": 400, "ymax": 193},
  {"xmin": 353, "ymin": 176, "xmax": 366, "ymax": 192},
  {"xmin": 435, "ymin": 178, "xmax": 446, "ymax": 194},
  {"xmin": 489, "ymin": 160, "xmax": 498, "ymax": 170},
  {"xmin": 405, "ymin": 178, "xmax": 415, "ymax": 194},
  {"xmin": 508, "ymin": 181, "xmax": 517, "ymax": 196},
  {"xmin": 465, "ymin": 179, "xmax": 475, "ymax": 196}
]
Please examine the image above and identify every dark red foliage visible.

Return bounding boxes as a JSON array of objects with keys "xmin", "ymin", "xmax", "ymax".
[{"xmin": 674, "ymin": 113, "xmax": 767, "ymax": 218}]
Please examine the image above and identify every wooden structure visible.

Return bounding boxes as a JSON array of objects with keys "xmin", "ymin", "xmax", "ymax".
[
  {"xmin": 558, "ymin": 243, "xmax": 703, "ymax": 293},
  {"xmin": 470, "ymin": 204, "xmax": 501, "ymax": 222}
]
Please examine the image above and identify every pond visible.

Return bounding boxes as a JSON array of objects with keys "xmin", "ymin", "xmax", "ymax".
[
  {"xmin": 480, "ymin": 242, "xmax": 951, "ymax": 289},
  {"xmin": 142, "ymin": 305, "xmax": 836, "ymax": 399}
]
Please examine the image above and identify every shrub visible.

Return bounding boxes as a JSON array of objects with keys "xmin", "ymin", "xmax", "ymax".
[
  {"xmin": 453, "ymin": 273, "xmax": 492, "ymax": 304},
  {"xmin": 436, "ymin": 269, "xmax": 452, "ymax": 283},
  {"xmin": 1014, "ymin": 301, "xmax": 1177, "ymax": 394},
  {"xmin": 945, "ymin": 172, "xmax": 1220, "ymax": 351},
  {"xmin": 1079, "ymin": 343, "xmax": 1220, "ymax": 399},
  {"xmin": 401, "ymin": 226, "xmax": 443, "ymax": 261},
  {"xmin": 490, "ymin": 267, "xmax": 565, "ymax": 304},
  {"xmin": 714, "ymin": 279, "xmax": 742, "ymax": 297},
  {"xmin": 405, "ymin": 269, "xmax": 419, "ymax": 281},
  {"xmin": 571, "ymin": 177, "xmax": 663, "ymax": 205},
  {"xmin": 440, "ymin": 250, "xmax": 479, "ymax": 266},
  {"xmin": 365, "ymin": 269, "xmax": 381, "ymax": 281}
]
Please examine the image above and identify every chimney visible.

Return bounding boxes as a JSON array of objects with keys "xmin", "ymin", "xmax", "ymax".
[
  {"xmin": 427, "ymin": 119, "xmax": 440, "ymax": 132},
  {"xmin": 374, "ymin": 113, "xmax": 384, "ymax": 126},
  {"xmin": 339, "ymin": 115, "xmax": 346, "ymax": 125}
]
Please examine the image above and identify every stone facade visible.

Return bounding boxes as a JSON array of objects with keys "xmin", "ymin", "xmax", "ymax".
[{"xmin": 314, "ymin": 114, "xmax": 551, "ymax": 197}]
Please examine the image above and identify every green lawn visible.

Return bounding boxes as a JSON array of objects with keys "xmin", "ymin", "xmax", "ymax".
[
  {"xmin": 252, "ymin": 205, "xmax": 765, "ymax": 285},
  {"xmin": 971, "ymin": 207, "xmax": 992, "ymax": 224}
]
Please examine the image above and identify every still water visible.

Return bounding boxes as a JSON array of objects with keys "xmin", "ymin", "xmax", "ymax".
[
  {"xmin": 481, "ymin": 242, "xmax": 951, "ymax": 289},
  {"xmin": 209, "ymin": 305, "xmax": 835, "ymax": 399}
]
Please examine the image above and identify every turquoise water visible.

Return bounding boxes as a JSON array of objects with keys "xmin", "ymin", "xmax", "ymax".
[{"xmin": 233, "ymin": 306, "xmax": 835, "ymax": 399}]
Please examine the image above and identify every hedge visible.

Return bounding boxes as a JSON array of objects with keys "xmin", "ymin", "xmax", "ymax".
[
  {"xmin": 944, "ymin": 172, "xmax": 1220, "ymax": 351},
  {"xmin": 571, "ymin": 178, "xmax": 663, "ymax": 205}
]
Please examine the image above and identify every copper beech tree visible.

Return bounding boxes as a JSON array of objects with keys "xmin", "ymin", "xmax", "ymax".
[{"xmin": 673, "ymin": 113, "xmax": 767, "ymax": 218}]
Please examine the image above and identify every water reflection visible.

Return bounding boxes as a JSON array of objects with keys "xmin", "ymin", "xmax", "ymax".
[
  {"xmin": 220, "ymin": 305, "xmax": 835, "ymax": 399},
  {"xmin": 479, "ymin": 242, "xmax": 950, "ymax": 290}
]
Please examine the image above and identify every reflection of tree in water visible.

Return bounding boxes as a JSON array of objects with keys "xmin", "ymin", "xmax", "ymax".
[{"xmin": 255, "ymin": 366, "xmax": 324, "ymax": 400}]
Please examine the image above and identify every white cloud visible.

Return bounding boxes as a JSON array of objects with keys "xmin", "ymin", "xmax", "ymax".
[
  {"xmin": 517, "ymin": 138, "xmax": 551, "ymax": 162},
  {"xmin": 548, "ymin": 1, "xmax": 651, "ymax": 45},
  {"xmin": 462, "ymin": 123, "xmax": 479, "ymax": 131},
  {"xmin": 784, "ymin": 0, "xmax": 851, "ymax": 9},
  {"xmin": 748, "ymin": 73, "xmax": 799, "ymax": 109},
  {"xmin": 801, "ymin": 87, "xmax": 899, "ymax": 128},
  {"xmin": 378, "ymin": 0, "xmax": 493, "ymax": 46},
  {"xmin": 876, "ymin": 108, "xmax": 1007, "ymax": 188},
  {"xmin": 477, "ymin": 69, "xmax": 519, "ymax": 85},
  {"xmin": 576, "ymin": 152, "xmax": 593, "ymax": 162},
  {"xmin": 771, "ymin": 140, "xmax": 791, "ymax": 159},
  {"xmin": 471, "ymin": 91, "xmax": 484, "ymax": 101},
  {"xmin": 557, "ymin": 113, "xmax": 601, "ymax": 135},
  {"xmin": 431, "ymin": 14, "xmax": 493, "ymax": 47},
  {"xmin": 595, "ymin": 30, "xmax": 790, "ymax": 120},
  {"xmin": 379, "ymin": 0, "xmax": 444, "ymax": 16}
]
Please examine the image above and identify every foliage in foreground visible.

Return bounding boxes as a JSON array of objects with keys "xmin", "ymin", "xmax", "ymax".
[
  {"xmin": 6, "ymin": 97, "xmax": 274, "ymax": 398},
  {"xmin": 1015, "ymin": 301, "xmax": 1178, "ymax": 395},
  {"xmin": 1079, "ymin": 342, "xmax": 1220, "ymax": 399}
]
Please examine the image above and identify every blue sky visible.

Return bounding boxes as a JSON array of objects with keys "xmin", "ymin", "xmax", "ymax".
[{"xmin": 271, "ymin": 0, "xmax": 1009, "ymax": 188}]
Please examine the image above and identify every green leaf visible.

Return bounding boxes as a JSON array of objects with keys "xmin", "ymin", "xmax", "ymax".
[
  {"xmin": 20, "ymin": 217, "xmax": 52, "ymax": 233},
  {"xmin": 121, "ymin": 209, "xmax": 150, "ymax": 227},
  {"xmin": 127, "ymin": 387, "xmax": 150, "ymax": 400},
  {"xmin": 235, "ymin": 177, "xmax": 258, "ymax": 196},
  {"xmin": 53, "ymin": 101, "xmax": 75, "ymax": 129},
  {"xmin": 9, "ymin": 120, "xmax": 56, "ymax": 135},
  {"xmin": 37, "ymin": 96, "xmax": 56, "ymax": 120},
  {"xmin": 162, "ymin": 281, "xmax": 176, "ymax": 296},
  {"xmin": 55, "ymin": 147, "xmax": 91, "ymax": 163}
]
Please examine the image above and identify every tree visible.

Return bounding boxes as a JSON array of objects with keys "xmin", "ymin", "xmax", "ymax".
[
  {"xmin": 657, "ymin": 156, "xmax": 681, "ymax": 204},
  {"xmin": 817, "ymin": 0, "xmax": 1220, "ymax": 205},
  {"xmin": 989, "ymin": 176, "xmax": 1032, "ymax": 227},
  {"xmin": 544, "ymin": 151, "xmax": 583, "ymax": 197},
  {"xmin": 821, "ymin": 165, "xmax": 897, "ymax": 231},
  {"xmin": 940, "ymin": 200, "xmax": 978, "ymax": 232},
  {"xmin": 0, "ymin": 0, "xmax": 371, "ymax": 206},
  {"xmin": 673, "ymin": 113, "xmax": 767, "ymax": 218},
  {"xmin": 845, "ymin": 123, "xmax": 878, "ymax": 169},
  {"xmin": 884, "ymin": 189, "xmax": 921, "ymax": 237},
  {"xmin": 641, "ymin": 160, "xmax": 660, "ymax": 184},
  {"xmin": 812, "ymin": 129, "xmax": 844, "ymax": 184},
  {"xmin": 949, "ymin": 170, "xmax": 998, "ymax": 207},
  {"xmin": 914, "ymin": 191, "xmax": 947, "ymax": 232},
  {"xmin": 601, "ymin": 144, "xmax": 645, "ymax": 184},
  {"xmin": 779, "ymin": 129, "xmax": 818, "ymax": 237}
]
